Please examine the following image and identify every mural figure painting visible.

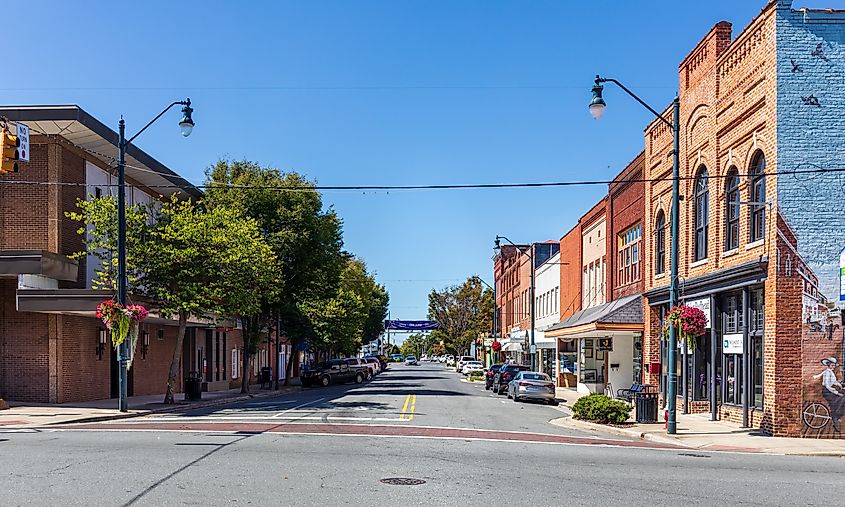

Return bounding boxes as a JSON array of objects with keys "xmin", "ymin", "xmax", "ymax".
[{"xmin": 812, "ymin": 357, "xmax": 845, "ymax": 432}]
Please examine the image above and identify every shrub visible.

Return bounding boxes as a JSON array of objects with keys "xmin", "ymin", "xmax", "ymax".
[
  {"xmin": 571, "ymin": 393, "xmax": 632, "ymax": 424},
  {"xmin": 468, "ymin": 370, "xmax": 484, "ymax": 381}
]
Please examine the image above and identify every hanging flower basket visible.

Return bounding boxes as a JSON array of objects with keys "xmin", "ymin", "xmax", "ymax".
[
  {"xmin": 491, "ymin": 340, "xmax": 502, "ymax": 352},
  {"xmin": 663, "ymin": 305, "xmax": 707, "ymax": 348},
  {"xmin": 96, "ymin": 300, "xmax": 149, "ymax": 369}
]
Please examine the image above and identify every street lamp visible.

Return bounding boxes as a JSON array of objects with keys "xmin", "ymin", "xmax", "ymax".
[
  {"xmin": 116, "ymin": 98, "xmax": 195, "ymax": 412},
  {"xmin": 589, "ymin": 74, "xmax": 680, "ymax": 434},
  {"xmin": 494, "ymin": 236, "xmax": 536, "ymax": 372}
]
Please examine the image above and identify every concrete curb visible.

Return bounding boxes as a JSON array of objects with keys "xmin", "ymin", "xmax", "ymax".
[
  {"xmin": 549, "ymin": 414, "xmax": 689, "ymax": 448},
  {"xmin": 46, "ymin": 387, "xmax": 300, "ymax": 426}
]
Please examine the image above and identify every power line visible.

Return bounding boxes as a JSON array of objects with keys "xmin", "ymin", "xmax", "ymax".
[{"xmin": 1, "ymin": 164, "xmax": 843, "ymax": 192}]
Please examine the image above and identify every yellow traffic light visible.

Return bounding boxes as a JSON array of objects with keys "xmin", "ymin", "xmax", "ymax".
[{"xmin": 1, "ymin": 128, "xmax": 19, "ymax": 174}]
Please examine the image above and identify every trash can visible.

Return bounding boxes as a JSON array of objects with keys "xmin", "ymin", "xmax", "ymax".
[
  {"xmin": 184, "ymin": 371, "xmax": 202, "ymax": 401},
  {"xmin": 260, "ymin": 367, "xmax": 272, "ymax": 389},
  {"xmin": 635, "ymin": 390, "xmax": 658, "ymax": 423}
]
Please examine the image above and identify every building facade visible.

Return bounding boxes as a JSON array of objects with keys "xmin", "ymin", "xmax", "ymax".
[
  {"xmin": 643, "ymin": 0, "xmax": 845, "ymax": 437},
  {"xmin": 0, "ymin": 106, "xmax": 248, "ymax": 404}
]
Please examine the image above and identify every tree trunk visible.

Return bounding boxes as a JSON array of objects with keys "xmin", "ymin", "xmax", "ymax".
[
  {"xmin": 284, "ymin": 338, "xmax": 297, "ymax": 386},
  {"xmin": 164, "ymin": 310, "xmax": 188, "ymax": 404},
  {"xmin": 240, "ymin": 316, "xmax": 250, "ymax": 394},
  {"xmin": 241, "ymin": 344, "xmax": 251, "ymax": 394}
]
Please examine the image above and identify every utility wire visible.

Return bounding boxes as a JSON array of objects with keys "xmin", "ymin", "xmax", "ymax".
[{"xmin": 2, "ymin": 164, "xmax": 844, "ymax": 192}]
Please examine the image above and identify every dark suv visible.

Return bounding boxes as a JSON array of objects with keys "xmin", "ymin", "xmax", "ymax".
[
  {"xmin": 301, "ymin": 359, "xmax": 366, "ymax": 387},
  {"xmin": 484, "ymin": 364, "xmax": 504, "ymax": 390},
  {"xmin": 492, "ymin": 364, "xmax": 531, "ymax": 394}
]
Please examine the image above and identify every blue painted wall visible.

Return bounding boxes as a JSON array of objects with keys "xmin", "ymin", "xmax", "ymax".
[{"xmin": 777, "ymin": 2, "xmax": 845, "ymax": 302}]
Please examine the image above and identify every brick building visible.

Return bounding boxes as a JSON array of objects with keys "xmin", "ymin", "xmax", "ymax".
[
  {"xmin": 642, "ymin": 0, "xmax": 845, "ymax": 437},
  {"xmin": 547, "ymin": 155, "xmax": 646, "ymax": 392},
  {"xmin": 0, "ymin": 105, "xmax": 249, "ymax": 404}
]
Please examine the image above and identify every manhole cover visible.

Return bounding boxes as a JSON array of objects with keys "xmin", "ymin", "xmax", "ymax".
[
  {"xmin": 380, "ymin": 478, "xmax": 426, "ymax": 486},
  {"xmin": 678, "ymin": 453, "xmax": 711, "ymax": 458}
]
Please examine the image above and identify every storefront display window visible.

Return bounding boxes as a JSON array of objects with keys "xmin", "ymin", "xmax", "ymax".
[{"xmin": 580, "ymin": 339, "xmax": 603, "ymax": 384}]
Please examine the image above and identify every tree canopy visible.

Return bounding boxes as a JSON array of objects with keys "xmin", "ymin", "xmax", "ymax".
[{"xmin": 427, "ymin": 276, "xmax": 493, "ymax": 355}]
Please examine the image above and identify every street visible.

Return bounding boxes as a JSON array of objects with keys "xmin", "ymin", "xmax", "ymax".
[{"xmin": 0, "ymin": 363, "xmax": 841, "ymax": 506}]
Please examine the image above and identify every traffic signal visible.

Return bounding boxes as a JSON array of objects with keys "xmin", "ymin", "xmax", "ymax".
[{"xmin": 1, "ymin": 128, "xmax": 19, "ymax": 174}]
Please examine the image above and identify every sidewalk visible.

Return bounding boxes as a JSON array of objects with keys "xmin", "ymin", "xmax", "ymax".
[
  {"xmin": 550, "ymin": 407, "xmax": 845, "ymax": 456},
  {"xmin": 0, "ymin": 385, "xmax": 300, "ymax": 428}
]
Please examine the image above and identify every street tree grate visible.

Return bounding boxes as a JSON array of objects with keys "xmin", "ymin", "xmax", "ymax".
[{"xmin": 380, "ymin": 478, "xmax": 426, "ymax": 486}]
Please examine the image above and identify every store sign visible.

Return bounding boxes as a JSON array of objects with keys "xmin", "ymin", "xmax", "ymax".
[
  {"xmin": 723, "ymin": 333, "xmax": 743, "ymax": 354},
  {"xmin": 598, "ymin": 337, "xmax": 613, "ymax": 352},
  {"xmin": 684, "ymin": 297, "xmax": 712, "ymax": 328}
]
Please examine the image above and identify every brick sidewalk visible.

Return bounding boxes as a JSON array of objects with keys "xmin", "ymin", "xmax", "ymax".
[{"xmin": 0, "ymin": 385, "xmax": 300, "ymax": 428}]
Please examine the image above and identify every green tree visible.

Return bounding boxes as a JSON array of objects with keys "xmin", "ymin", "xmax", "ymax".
[
  {"xmin": 137, "ymin": 197, "xmax": 276, "ymax": 403},
  {"xmin": 427, "ymin": 276, "xmax": 493, "ymax": 354},
  {"xmin": 204, "ymin": 160, "xmax": 345, "ymax": 384},
  {"xmin": 65, "ymin": 194, "xmax": 151, "ymax": 291},
  {"xmin": 69, "ymin": 195, "xmax": 277, "ymax": 404}
]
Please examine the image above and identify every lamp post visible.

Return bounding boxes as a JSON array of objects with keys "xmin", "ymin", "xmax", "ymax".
[
  {"xmin": 116, "ymin": 99, "xmax": 194, "ymax": 412},
  {"xmin": 590, "ymin": 75, "xmax": 680, "ymax": 434},
  {"xmin": 494, "ymin": 236, "xmax": 536, "ymax": 372}
]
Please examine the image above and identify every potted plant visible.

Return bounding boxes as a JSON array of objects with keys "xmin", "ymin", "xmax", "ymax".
[
  {"xmin": 96, "ymin": 299, "xmax": 149, "ymax": 368},
  {"xmin": 663, "ymin": 305, "xmax": 707, "ymax": 348}
]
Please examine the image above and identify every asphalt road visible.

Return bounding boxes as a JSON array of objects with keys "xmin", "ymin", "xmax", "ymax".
[
  {"xmin": 1, "ymin": 362, "xmax": 842, "ymax": 506},
  {"xmin": 126, "ymin": 361, "xmax": 588, "ymax": 435}
]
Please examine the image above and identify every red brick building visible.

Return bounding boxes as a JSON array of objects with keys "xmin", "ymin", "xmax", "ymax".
[
  {"xmin": 0, "ymin": 105, "xmax": 251, "ymax": 404},
  {"xmin": 642, "ymin": 1, "xmax": 845, "ymax": 438},
  {"xmin": 547, "ymin": 155, "xmax": 646, "ymax": 392}
]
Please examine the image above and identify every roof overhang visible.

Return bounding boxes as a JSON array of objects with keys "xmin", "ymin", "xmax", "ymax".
[
  {"xmin": 0, "ymin": 105, "xmax": 201, "ymax": 199},
  {"xmin": 545, "ymin": 294, "xmax": 644, "ymax": 338},
  {"xmin": 546, "ymin": 323, "xmax": 643, "ymax": 339},
  {"xmin": 16, "ymin": 288, "xmax": 231, "ymax": 328},
  {"xmin": 0, "ymin": 250, "xmax": 78, "ymax": 281},
  {"xmin": 645, "ymin": 257, "xmax": 768, "ymax": 306}
]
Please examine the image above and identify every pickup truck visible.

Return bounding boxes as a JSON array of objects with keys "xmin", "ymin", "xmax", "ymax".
[{"xmin": 301, "ymin": 359, "xmax": 366, "ymax": 387}]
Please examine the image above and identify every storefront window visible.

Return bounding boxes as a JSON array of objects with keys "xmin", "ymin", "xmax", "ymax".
[
  {"xmin": 633, "ymin": 334, "xmax": 643, "ymax": 385},
  {"xmin": 724, "ymin": 354, "xmax": 742, "ymax": 406},
  {"xmin": 580, "ymin": 339, "xmax": 603, "ymax": 384},
  {"xmin": 750, "ymin": 289, "xmax": 764, "ymax": 409}
]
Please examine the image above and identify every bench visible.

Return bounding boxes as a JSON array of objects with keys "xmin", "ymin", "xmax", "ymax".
[{"xmin": 616, "ymin": 384, "xmax": 645, "ymax": 401}]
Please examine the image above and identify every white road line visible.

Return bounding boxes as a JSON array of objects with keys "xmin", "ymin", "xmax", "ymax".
[{"xmin": 272, "ymin": 397, "xmax": 327, "ymax": 417}]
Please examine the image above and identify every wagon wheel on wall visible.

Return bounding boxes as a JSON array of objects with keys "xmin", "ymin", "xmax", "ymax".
[{"xmin": 802, "ymin": 402, "xmax": 831, "ymax": 430}]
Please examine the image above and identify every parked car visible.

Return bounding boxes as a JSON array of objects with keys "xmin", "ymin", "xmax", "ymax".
[
  {"xmin": 455, "ymin": 356, "xmax": 475, "ymax": 373},
  {"xmin": 390, "ymin": 354, "xmax": 404, "ymax": 362},
  {"xmin": 362, "ymin": 356, "xmax": 382, "ymax": 375},
  {"xmin": 507, "ymin": 371, "xmax": 558, "ymax": 405},
  {"xmin": 301, "ymin": 359, "xmax": 366, "ymax": 387},
  {"xmin": 346, "ymin": 358, "xmax": 374, "ymax": 380},
  {"xmin": 445, "ymin": 355, "xmax": 455, "ymax": 367},
  {"xmin": 484, "ymin": 363, "xmax": 504, "ymax": 390},
  {"xmin": 461, "ymin": 361, "xmax": 484, "ymax": 375},
  {"xmin": 405, "ymin": 355, "xmax": 418, "ymax": 366},
  {"xmin": 492, "ymin": 364, "xmax": 531, "ymax": 394}
]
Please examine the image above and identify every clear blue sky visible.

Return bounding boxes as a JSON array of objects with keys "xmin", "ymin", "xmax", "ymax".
[{"xmin": 9, "ymin": 1, "xmax": 845, "ymax": 321}]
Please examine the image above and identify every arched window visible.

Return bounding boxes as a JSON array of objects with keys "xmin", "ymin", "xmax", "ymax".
[
  {"xmin": 694, "ymin": 167, "xmax": 709, "ymax": 261},
  {"xmin": 655, "ymin": 210, "xmax": 666, "ymax": 275},
  {"xmin": 725, "ymin": 168, "xmax": 740, "ymax": 251},
  {"xmin": 749, "ymin": 152, "xmax": 766, "ymax": 242}
]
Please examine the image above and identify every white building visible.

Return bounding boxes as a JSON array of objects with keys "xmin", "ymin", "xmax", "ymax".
[{"xmin": 534, "ymin": 251, "xmax": 560, "ymax": 378}]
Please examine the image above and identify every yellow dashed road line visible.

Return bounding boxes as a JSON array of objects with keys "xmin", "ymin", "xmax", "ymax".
[
  {"xmin": 408, "ymin": 395, "xmax": 417, "ymax": 421},
  {"xmin": 400, "ymin": 394, "xmax": 411, "ymax": 420}
]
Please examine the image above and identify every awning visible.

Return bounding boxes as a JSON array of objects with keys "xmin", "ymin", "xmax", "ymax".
[
  {"xmin": 533, "ymin": 330, "xmax": 556, "ymax": 349},
  {"xmin": 545, "ymin": 294, "xmax": 644, "ymax": 339},
  {"xmin": 16, "ymin": 288, "xmax": 232, "ymax": 327},
  {"xmin": 502, "ymin": 342, "xmax": 523, "ymax": 352},
  {"xmin": 0, "ymin": 250, "xmax": 78, "ymax": 281}
]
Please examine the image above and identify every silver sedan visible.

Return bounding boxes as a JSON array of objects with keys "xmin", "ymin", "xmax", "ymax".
[{"xmin": 507, "ymin": 371, "xmax": 558, "ymax": 405}]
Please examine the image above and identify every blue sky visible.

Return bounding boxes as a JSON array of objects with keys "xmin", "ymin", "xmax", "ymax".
[{"xmin": 9, "ymin": 1, "xmax": 845, "ymax": 322}]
